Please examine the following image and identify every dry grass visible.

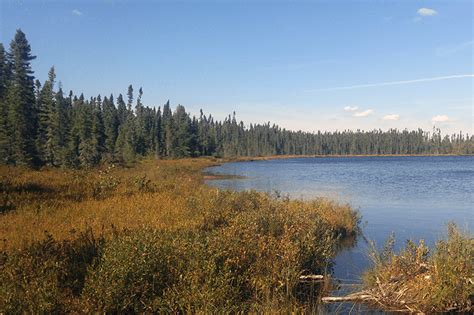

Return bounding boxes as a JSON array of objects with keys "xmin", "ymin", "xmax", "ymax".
[
  {"xmin": 0, "ymin": 157, "xmax": 360, "ymax": 313},
  {"xmin": 361, "ymin": 224, "xmax": 473, "ymax": 313}
]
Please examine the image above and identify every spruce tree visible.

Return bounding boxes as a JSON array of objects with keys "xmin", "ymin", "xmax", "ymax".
[
  {"xmin": 6, "ymin": 29, "xmax": 39, "ymax": 166},
  {"xmin": 0, "ymin": 44, "xmax": 11, "ymax": 163},
  {"xmin": 103, "ymin": 94, "xmax": 119, "ymax": 160},
  {"xmin": 161, "ymin": 101, "xmax": 173, "ymax": 156},
  {"xmin": 116, "ymin": 94, "xmax": 127, "ymax": 125},
  {"xmin": 171, "ymin": 105, "xmax": 191, "ymax": 157},
  {"xmin": 38, "ymin": 67, "xmax": 58, "ymax": 165}
]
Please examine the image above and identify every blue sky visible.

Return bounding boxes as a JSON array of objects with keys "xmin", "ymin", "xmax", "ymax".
[{"xmin": 1, "ymin": 0, "xmax": 472, "ymax": 134}]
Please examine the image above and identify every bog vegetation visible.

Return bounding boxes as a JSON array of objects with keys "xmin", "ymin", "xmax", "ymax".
[
  {"xmin": 1, "ymin": 30, "xmax": 473, "ymax": 169},
  {"xmin": 0, "ymin": 158, "xmax": 360, "ymax": 313},
  {"xmin": 1, "ymin": 28, "xmax": 473, "ymax": 313},
  {"xmin": 361, "ymin": 224, "xmax": 473, "ymax": 313}
]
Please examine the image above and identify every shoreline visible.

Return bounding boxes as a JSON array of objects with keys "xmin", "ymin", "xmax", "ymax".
[{"xmin": 226, "ymin": 153, "xmax": 473, "ymax": 163}]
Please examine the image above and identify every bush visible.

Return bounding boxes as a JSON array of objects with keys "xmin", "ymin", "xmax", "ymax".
[
  {"xmin": 82, "ymin": 230, "xmax": 175, "ymax": 312},
  {"xmin": 0, "ymin": 230, "xmax": 103, "ymax": 314},
  {"xmin": 363, "ymin": 223, "xmax": 473, "ymax": 313}
]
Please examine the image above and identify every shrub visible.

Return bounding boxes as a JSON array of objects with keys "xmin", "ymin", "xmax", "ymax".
[
  {"xmin": 82, "ymin": 230, "xmax": 175, "ymax": 313},
  {"xmin": 130, "ymin": 174, "xmax": 155, "ymax": 193},
  {"xmin": 92, "ymin": 167, "xmax": 120, "ymax": 199},
  {"xmin": 363, "ymin": 223, "xmax": 473, "ymax": 313},
  {"xmin": 0, "ymin": 230, "xmax": 103, "ymax": 314}
]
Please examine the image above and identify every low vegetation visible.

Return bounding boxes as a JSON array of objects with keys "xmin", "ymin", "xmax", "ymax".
[
  {"xmin": 0, "ymin": 158, "xmax": 360, "ymax": 313},
  {"xmin": 361, "ymin": 224, "xmax": 473, "ymax": 313}
]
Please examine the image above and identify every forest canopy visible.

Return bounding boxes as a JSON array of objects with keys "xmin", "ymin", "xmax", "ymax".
[{"xmin": 1, "ymin": 29, "xmax": 472, "ymax": 168}]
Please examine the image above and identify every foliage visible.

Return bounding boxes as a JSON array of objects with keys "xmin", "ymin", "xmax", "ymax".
[
  {"xmin": 0, "ymin": 158, "xmax": 359, "ymax": 312},
  {"xmin": 1, "ymin": 30, "xmax": 473, "ymax": 169},
  {"xmin": 363, "ymin": 223, "xmax": 473, "ymax": 313},
  {"xmin": 0, "ymin": 229, "xmax": 104, "ymax": 314}
]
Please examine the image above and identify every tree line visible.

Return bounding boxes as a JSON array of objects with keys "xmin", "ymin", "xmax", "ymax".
[{"xmin": 1, "ymin": 29, "xmax": 472, "ymax": 168}]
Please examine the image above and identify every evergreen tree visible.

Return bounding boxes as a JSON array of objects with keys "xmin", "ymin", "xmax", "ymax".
[
  {"xmin": 0, "ymin": 44, "xmax": 11, "ymax": 162},
  {"xmin": 171, "ymin": 105, "xmax": 191, "ymax": 157},
  {"xmin": 116, "ymin": 94, "xmax": 127, "ymax": 125},
  {"xmin": 127, "ymin": 84, "xmax": 133, "ymax": 111},
  {"xmin": 161, "ymin": 101, "xmax": 173, "ymax": 156},
  {"xmin": 103, "ymin": 94, "xmax": 119, "ymax": 160},
  {"xmin": 1, "ymin": 30, "xmax": 472, "ymax": 168},
  {"xmin": 6, "ymin": 29, "xmax": 39, "ymax": 166},
  {"xmin": 38, "ymin": 67, "xmax": 59, "ymax": 165}
]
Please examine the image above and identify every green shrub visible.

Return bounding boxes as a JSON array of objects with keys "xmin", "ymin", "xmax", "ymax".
[
  {"xmin": 0, "ymin": 230, "xmax": 103, "ymax": 314},
  {"xmin": 131, "ymin": 174, "xmax": 155, "ymax": 193},
  {"xmin": 82, "ymin": 230, "xmax": 175, "ymax": 313}
]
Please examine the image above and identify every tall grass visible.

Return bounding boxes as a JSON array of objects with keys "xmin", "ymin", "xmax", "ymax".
[
  {"xmin": 363, "ymin": 223, "xmax": 473, "ymax": 313},
  {"xmin": 0, "ymin": 158, "xmax": 360, "ymax": 313}
]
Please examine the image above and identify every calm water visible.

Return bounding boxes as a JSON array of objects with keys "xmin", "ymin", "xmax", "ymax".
[{"xmin": 205, "ymin": 156, "xmax": 473, "ymax": 281}]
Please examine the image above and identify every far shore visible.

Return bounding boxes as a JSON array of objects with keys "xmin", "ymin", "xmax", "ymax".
[{"xmin": 225, "ymin": 153, "xmax": 473, "ymax": 163}]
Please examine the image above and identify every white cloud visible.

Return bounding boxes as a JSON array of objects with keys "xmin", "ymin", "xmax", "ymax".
[
  {"xmin": 432, "ymin": 115, "xmax": 449, "ymax": 123},
  {"xmin": 72, "ymin": 9, "xmax": 83, "ymax": 16},
  {"xmin": 354, "ymin": 109, "xmax": 374, "ymax": 118},
  {"xmin": 382, "ymin": 114, "xmax": 400, "ymax": 121},
  {"xmin": 417, "ymin": 8, "xmax": 437, "ymax": 17},
  {"xmin": 344, "ymin": 106, "xmax": 359, "ymax": 112}
]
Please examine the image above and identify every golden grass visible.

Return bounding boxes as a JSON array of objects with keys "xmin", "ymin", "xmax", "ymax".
[
  {"xmin": 362, "ymin": 224, "xmax": 473, "ymax": 313},
  {"xmin": 0, "ymin": 159, "xmax": 216, "ymax": 250},
  {"xmin": 0, "ymin": 157, "xmax": 360, "ymax": 313}
]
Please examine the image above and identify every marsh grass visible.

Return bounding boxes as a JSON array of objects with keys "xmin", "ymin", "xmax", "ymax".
[
  {"xmin": 0, "ymin": 158, "xmax": 360, "ymax": 313},
  {"xmin": 362, "ymin": 223, "xmax": 473, "ymax": 313}
]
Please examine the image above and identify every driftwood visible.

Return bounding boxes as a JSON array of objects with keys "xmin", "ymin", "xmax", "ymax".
[
  {"xmin": 321, "ymin": 291, "xmax": 372, "ymax": 303},
  {"xmin": 299, "ymin": 274, "xmax": 324, "ymax": 281}
]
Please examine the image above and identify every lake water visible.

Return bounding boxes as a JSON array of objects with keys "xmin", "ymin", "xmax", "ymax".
[{"xmin": 205, "ymin": 156, "xmax": 473, "ymax": 282}]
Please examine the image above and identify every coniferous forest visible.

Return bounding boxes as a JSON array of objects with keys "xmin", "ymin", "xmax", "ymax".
[{"xmin": 1, "ymin": 29, "xmax": 473, "ymax": 168}]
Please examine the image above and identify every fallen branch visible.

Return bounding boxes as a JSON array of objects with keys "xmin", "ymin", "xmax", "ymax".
[
  {"xmin": 321, "ymin": 291, "xmax": 373, "ymax": 303},
  {"xmin": 299, "ymin": 274, "xmax": 324, "ymax": 281}
]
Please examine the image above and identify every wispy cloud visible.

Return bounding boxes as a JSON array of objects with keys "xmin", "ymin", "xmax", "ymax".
[
  {"xmin": 417, "ymin": 8, "xmax": 437, "ymax": 17},
  {"xmin": 72, "ymin": 9, "xmax": 83, "ymax": 16},
  {"xmin": 306, "ymin": 74, "xmax": 474, "ymax": 92},
  {"xmin": 344, "ymin": 106, "xmax": 358, "ymax": 112},
  {"xmin": 436, "ymin": 40, "xmax": 473, "ymax": 57},
  {"xmin": 432, "ymin": 115, "xmax": 449, "ymax": 123},
  {"xmin": 382, "ymin": 114, "xmax": 400, "ymax": 121},
  {"xmin": 354, "ymin": 109, "xmax": 374, "ymax": 118}
]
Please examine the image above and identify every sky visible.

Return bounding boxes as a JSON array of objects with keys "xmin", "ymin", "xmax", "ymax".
[{"xmin": 1, "ymin": 0, "xmax": 473, "ymax": 134}]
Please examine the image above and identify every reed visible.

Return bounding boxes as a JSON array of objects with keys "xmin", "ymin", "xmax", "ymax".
[{"xmin": 360, "ymin": 223, "xmax": 473, "ymax": 313}]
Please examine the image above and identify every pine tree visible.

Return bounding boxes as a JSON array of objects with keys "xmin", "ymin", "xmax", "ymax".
[
  {"xmin": 127, "ymin": 84, "xmax": 133, "ymax": 111},
  {"xmin": 116, "ymin": 94, "xmax": 127, "ymax": 125},
  {"xmin": 171, "ymin": 105, "xmax": 191, "ymax": 157},
  {"xmin": 6, "ymin": 29, "xmax": 39, "ymax": 166},
  {"xmin": 103, "ymin": 94, "xmax": 119, "ymax": 160},
  {"xmin": 161, "ymin": 101, "xmax": 173, "ymax": 156},
  {"xmin": 77, "ymin": 96, "xmax": 99, "ymax": 167},
  {"xmin": 91, "ymin": 96, "xmax": 105, "ymax": 163},
  {"xmin": 153, "ymin": 107, "xmax": 162, "ymax": 158},
  {"xmin": 37, "ymin": 66, "xmax": 59, "ymax": 165},
  {"xmin": 0, "ymin": 44, "xmax": 11, "ymax": 163}
]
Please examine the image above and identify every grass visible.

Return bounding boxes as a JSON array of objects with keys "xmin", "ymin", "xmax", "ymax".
[
  {"xmin": 362, "ymin": 223, "xmax": 473, "ymax": 313},
  {"xmin": 0, "ymin": 157, "xmax": 360, "ymax": 313}
]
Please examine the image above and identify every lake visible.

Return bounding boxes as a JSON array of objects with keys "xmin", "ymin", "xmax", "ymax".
[{"xmin": 205, "ymin": 156, "xmax": 474, "ymax": 282}]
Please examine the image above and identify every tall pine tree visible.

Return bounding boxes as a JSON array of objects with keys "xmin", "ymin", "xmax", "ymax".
[{"xmin": 6, "ymin": 29, "xmax": 39, "ymax": 166}]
